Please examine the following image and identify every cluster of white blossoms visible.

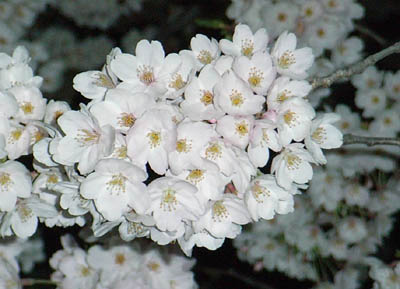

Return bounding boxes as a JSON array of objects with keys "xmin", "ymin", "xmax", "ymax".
[
  {"xmin": 226, "ymin": 0, "xmax": 365, "ymax": 107},
  {"xmin": 227, "ymin": 0, "xmax": 364, "ymax": 58},
  {"xmin": 232, "ymin": 59, "xmax": 400, "ymax": 288},
  {"xmin": 0, "ymin": 24, "xmax": 343, "ymax": 256},
  {"xmin": 49, "ymin": 235, "xmax": 197, "ymax": 289}
]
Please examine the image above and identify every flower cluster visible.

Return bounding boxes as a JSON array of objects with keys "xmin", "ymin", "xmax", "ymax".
[
  {"xmin": 50, "ymin": 235, "xmax": 197, "ymax": 289},
  {"xmin": 0, "ymin": 24, "xmax": 342, "ymax": 256},
  {"xmin": 232, "ymin": 59, "xmax": 400, "ymax": 288}
]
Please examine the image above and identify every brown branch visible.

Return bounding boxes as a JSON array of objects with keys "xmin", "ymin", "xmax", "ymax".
[
  {"xmin": 311, "ymin": 41, "xmax": 400, "ymax": 89},
  {"xmin": 343, "ymin": 134, "xmax": 400, "ymax": 147},
  {"xmin": 354, "ymin": 24, "xmax": 387, "ymax": 46}
]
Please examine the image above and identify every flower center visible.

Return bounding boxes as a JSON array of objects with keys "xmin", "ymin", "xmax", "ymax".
[
  {"xmin": 241, "ymin": 39, "xmax": 254, "ymax": 57},
  {"xmin": 277, "ymin": 12, "xmax": 287, "ymax": 22},
  {"xmin": 230, "ymin": 89, "xmax": 244, "ymax": 107},
  {"xmin": 286, "ymin": 154, "xmax": 301, "ymax": 170},
  {"xmin": 186, "ymin": 169, "xmax": 204, "ymax": 184},
  {"xmin": 137, "ymin": 65, "xmax": 155, "ymax": 85},
  {"xmin": 147, "ymin": 262, "xmax": 160, "ymax": 272},
  {"xmin": 205, "ymin": 142, "xmax": 222, "ymax": 160},
  {"xmin": 95, "ymin": 73, "xmax": 115, "ymax": 89},
  {"xmin": 278, "ymin": 51, "xmax": 296, "ymax": 69},
  {"xmin": 21, "ymin": 102, "xmax": 34, "ymax": 115},
  {"xmin": 0, "ymin": 172, "xmax": 12, "ymax": 191},
  {"xmin": 277, "ymin": 90, "xmax": 290, "ymax": 102},
  {"xmin": 235, "ymin": 121, "xmax": 249, "ymax": 137},
  {"xmin": 106, "ymin": 173, "xmax": 127, "ymax": 194},
  {"xmin": 47, "ymin": 174, "xmax": 59, "ymax": 184},
  {"xmin": 147, "ymin": 130, "xmax": 161, "ymax": 148},
  {"xmin": 212, "ymin": 201, "xmax": 228, "ymax": 221},
  {"xmin": 115, "ymin": 253, "xmax": 126, "ymax": 265},
  {"xmin": 283, "ymin": 110, "xmax": 298, "ymax": 126},
  {"xmin": 251, "ymin": 181, "xmax": 270, "ymax": 202},
  {"xmin": 118, "ymin": 112, "xmax": 135, "ymax": 128},
  {"xmin": 200, "ymin": 90, "xmax": 213, "ymax": 106},
  {"xmin": 197, "ymin": 50, "xmax": 213, "ymax": 65},
  {"xmin": 17, "ymin": 204, "xmax": 33, "ymax": 223},
  {"xmin": 161, "ymin": 188, "xmax": 177, "ymax": 211},
  {"xmin": 9, "ymin": 129, "xmax": 23, "ymax": 143},
  {"xmin": 169, "ymin": 73, "xmax": 186, "ymax": 90},
  {"xmin": 311, "ymin": 127, "xmax": 326, "ymax": 144},
  {"xmin": 248, "ymin": 67, "xmax": 264, "ymax": 88},
  {"xmin": 176, "ymin": 138, "xmax": 191, "ymax": 153},
  {"xmin": 76, "ymin": 129, "xmax": 100, "ymax": 146}
]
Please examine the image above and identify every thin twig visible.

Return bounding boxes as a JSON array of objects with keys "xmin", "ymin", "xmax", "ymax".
[
  {"xmin": 311, "ymin": 41, "xmax": 400, "ymax": 89},
  {"xmin": 21, "ymin": 278, "xmax": 58, "ymax": 287},
  {"xmin": 343, "ymin": 134, "xmax": 400, "ymax": 147},
  {"xmin": 201, "ymin": 267, "xmax": 275, "ymax": 289},
  {"xmin": 355, "ymin": 24, "xmax": 387, "ymax": 46}
]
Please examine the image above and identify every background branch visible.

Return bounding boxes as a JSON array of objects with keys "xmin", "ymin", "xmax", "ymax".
[
  {"xmin": 201, "ymin": 267, "xmax": 276, "ymax": 289},
  {"xmin": 343, "ymin": 134, "xmax": 400, "ymax": 147},
  {"xmin": 311, "ymin": 41, "xmax": 400, "ymax": 89},
  {"xmin": 355, "ymin": 24, "xmax": 387, "ymax": 46}
]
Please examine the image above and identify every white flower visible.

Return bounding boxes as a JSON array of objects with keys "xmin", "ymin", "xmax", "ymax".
[
  {"xmin": 90, "ymin": 88, "xmax": 155, "ymax": 133},
  {"xmin": 195, "ymin": 194, "xmax": 250, "ymax": 239},
  {"xmin": 384, "ymin": 70, "xmax": 400, "ymax": 100},
  {"xmin": 43, "ymin": 99, "xmax": 71, "ymax": 126},
  {"xmin": 219, "ymin": 24, "xmax": 268, "ymax": 57},
  {"xmin": 262, "ymin": 2, "xmax": 299, "ymax": 39},
  {"xmin": 276, "ymin": 97, "xmax": 315, "ymax": 146},
  {"xmin": 271, "ymin": 143, "xmax": 315, "ymax": 190},
  {"xmin": 332, "ymin": 37, "xmax": 364, "ymax": 67},
  {"xmin": 0, "ymin": 160, "xmax": 31, "ymax": 212},
  {"xmin": 200, "ymin": 138, "xmax": 238, "ymax": 177},
  {"xmin": 87, "ymin": 245, "xmax": 140, "ymax": 287},
  {"xmin": 355, "ymin": 88, "xmax": 386, "ymax": 118},
  {"xmin": 51, "ymin": 247, "xmax": 98, "ymax": 289},
  {"xmin": 169, "ymin": 161, "xmax": 228, "ymax": 205},
  {"xmin": 178, "ymin": 225, "xmax": 225, "ymax": 256},
  {"xmin": 73, "ymin": 69, "xmax": 117, "ymax": 101},
  {"xmin": 351, "ymin": 66, "xmax": 383, "ymax": 90},
  {"xmin": 338, "ymin": 217, "xmax": 367, "ymax": 243},
  {"xmin": 305, "ymin": 113, "xmax": 343, "ymax": 164},
  {"xmin": 267, "ymin": 76, "xmax": 312, "ymax": 111},
  {"xmin": 80, "ymin": 158, "xmax": 149, "ymax": 221},
  {"xmin": 168, "ymin": 119, "xmax": 218, "ymax": 175},
  {"xmin": 51, "ymin": 105, "xmax": 115, "ymax": 174},
  {"xmin": 126, "ymin": 108, "xmax": 176, "ymax": 175},
  {"xmin": 248, "ymin": 119, "xmax": 281, "ymax": 168},
  {"xmin": 233, "ymin": 51, "xmax": 276, "ymax": 95},
  {"xmin": 111, "ymin": 40, "xmax": 181, "ymax": 97},
  {"xmin": 0, "ymin": 119, "xmax": 31, "ymax": 160},
  {"xmin": 181, "ymin": 64, "xmax": 224, "ymax": 121},
  {"xmin": 216, "ymin": 115, "xmax": 254, "ymax": 149},
  {"xmin": 214, "ymin": 70, "xmax": 265, "ymax": 116},
  {"xmin": 272, "ymin": 31, "xmax": 314, "ymax": 79},
  {"xmin": 148, "ymin": 176, "xmax": 202, "ymax": 233},
  {"xmin": 189, "ymin": 34, "xmax": 220, "ymax": 70},
  {"xmin": 1, "ymin": 196, "xmax": 57, "ymax": 238},
  {"xmin": 245, "ymin": 174, "xmax": 294, "ymax": 221},
  {"xmin": 9, "ymin": 86, "xmax": 46, "ymax": 124}
]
